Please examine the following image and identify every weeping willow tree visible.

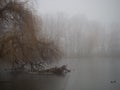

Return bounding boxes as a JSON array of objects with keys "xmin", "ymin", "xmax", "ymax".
[{"xmin": 0, "ymin": 0, "xmax": 62, "ymax": 71}]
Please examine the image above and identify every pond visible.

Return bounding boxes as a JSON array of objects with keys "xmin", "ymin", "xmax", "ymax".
[{"xmin": 0, "ymin": 57, "xmax": 120, "ymax": 90}]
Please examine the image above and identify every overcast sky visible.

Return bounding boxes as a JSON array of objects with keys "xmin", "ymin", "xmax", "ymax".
[{"xmin": 32, "ymin": 0, "xmax": 120, "ymax": 24}]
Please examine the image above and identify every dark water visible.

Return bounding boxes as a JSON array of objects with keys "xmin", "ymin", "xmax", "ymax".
[{"xmin": 0, "ymin": 57, "xmax": 120, "ymax": 90}]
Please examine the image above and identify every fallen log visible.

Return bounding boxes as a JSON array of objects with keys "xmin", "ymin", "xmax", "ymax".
[{"xmin": 38, "ymin": 65, "xmax": 71, "ymax": 75}]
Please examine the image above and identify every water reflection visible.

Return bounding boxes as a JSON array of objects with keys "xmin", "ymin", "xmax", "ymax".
[
  {"xmin": 0, "ymin": 57, "xmax": 120, "ymax": 90},
  {"xmin": 64, "ymin": 57, "xmax": 120, "ymax": 90},
  {"xmin": 0, "ymin": 72, "xmax": 68, "ymax": 90}
]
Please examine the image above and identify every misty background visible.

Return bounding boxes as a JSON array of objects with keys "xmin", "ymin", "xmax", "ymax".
[
  {"xmin": 29, "ymin": 0, "xmax": 120, "ymax": 58},
  {"xmin": 0, "ymin": 1, "xmax": 120, "ymax": 90}
]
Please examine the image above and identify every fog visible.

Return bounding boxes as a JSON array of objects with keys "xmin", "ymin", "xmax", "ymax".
[
  {"xmin": 30, "ymin": 0, "xmax": 120, "ymax": 58},
  {"xmin": 40, "ymin": 15, "xmax": 120, "ymax": 57},
  {"xmin": 0, "ymin": 1, "xmax": 120, "ymax": 90},
  {"xmin": 33, "ymin": 0, "xmax": 120, "ymax": 24}
]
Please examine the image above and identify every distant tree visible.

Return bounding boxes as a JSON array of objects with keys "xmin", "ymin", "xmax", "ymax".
[{"xmin": 108, "ymin": 23, "xmax": 120, "ymax": 56}]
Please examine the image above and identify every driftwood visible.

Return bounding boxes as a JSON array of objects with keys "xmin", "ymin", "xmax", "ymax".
[{"xmin": 38, "ymin": 65, "xmax": 71, "ymax": 75}]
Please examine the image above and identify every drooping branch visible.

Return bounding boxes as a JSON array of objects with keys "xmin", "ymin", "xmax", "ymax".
[{"xmin": 0, "ymin": 0, "xmax": 62, "ymax": 71}]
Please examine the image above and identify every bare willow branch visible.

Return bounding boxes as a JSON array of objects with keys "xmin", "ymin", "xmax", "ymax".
[{"xmin": 0, "ymin": 0, "xmax": 62, "ymax": 71}]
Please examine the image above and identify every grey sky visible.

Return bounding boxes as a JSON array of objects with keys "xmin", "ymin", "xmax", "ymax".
[{"xmin": 33, "ymin": 0, "xmax": 120, "ymax": 24}]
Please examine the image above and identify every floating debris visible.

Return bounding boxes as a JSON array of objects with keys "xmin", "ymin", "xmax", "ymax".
[{"xmin": 110, "ymin": 80, "xmax": 117, "ymax": 84}]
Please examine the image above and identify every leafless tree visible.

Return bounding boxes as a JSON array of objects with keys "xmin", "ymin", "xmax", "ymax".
[{"xmin": 0, "ymin": 0, "xmax": 62, "ymax": 71}]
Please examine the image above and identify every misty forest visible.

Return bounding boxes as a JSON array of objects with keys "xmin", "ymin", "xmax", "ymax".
[
  {"xmin": 41, "ymin": 14, "xmax": 120, "ymax": 57},
  {"xmin": 0, "ymin": 0, "xmax": 120, "ymax": 90}
]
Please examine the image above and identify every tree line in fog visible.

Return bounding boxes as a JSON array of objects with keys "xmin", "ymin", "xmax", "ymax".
[{"xmin": 41, "ymin": 13, "xmax": 120, "ymax": 57}]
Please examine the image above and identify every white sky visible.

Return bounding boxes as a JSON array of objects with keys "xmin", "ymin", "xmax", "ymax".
[{"xmin": 32, "ymin": 0, "xmax": 120, "ymax": 24}]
